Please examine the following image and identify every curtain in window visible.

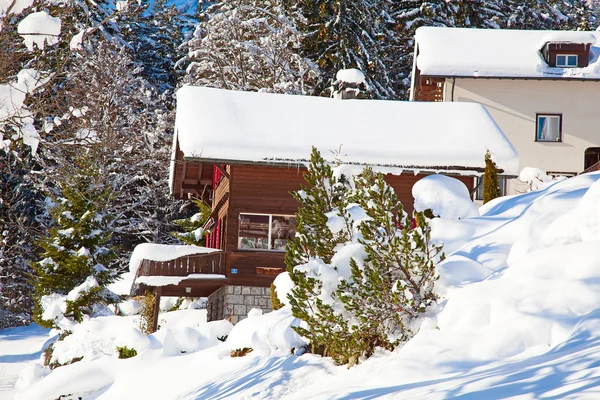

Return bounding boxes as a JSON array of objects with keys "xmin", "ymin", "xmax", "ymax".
[{"xmin": 538, "ymin": 116, "xmax": 560, "ymax": 141}]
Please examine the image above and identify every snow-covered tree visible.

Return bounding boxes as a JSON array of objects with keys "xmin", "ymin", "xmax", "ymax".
[
  {"xmin": 287, "ymin": 149, "xmax": 442, "ymax": 365},
  {"xmin": 32, "ymin": 155, "xmax": 118, "ymax": 328},
  {"xmin": 285, "ymin": 147, "xmax": 353, "ymax": 359},
  {"xmin": 290, "ymin": 0, "xmax": 401, "ymax": 98},
  {"xmin": 184, "ymin": 0, "xmax": 318, "ymax": 94},
  {"xmin": 0, "ymin": 145, "xmax": 41, "ymax": 328},
  {"xmin": 337, "ymin": 168, "xmax": 441, "ymax": 364}
]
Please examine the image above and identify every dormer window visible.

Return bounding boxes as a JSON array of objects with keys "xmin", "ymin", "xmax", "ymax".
[
  {"xmin": 556, "ymin": 54, "xmax": 578, "ymax": 68},
  {"xmin": 539, "ymin": 39, "xmax": 593, "ymax": 68}
]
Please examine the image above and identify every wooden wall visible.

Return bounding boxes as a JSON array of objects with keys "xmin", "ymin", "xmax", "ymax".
[{"xmin": 219, "ymin": 163, "xmax": 475, "ymax": 287}]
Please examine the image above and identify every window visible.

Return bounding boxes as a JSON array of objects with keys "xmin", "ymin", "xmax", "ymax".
[
  {"xmin": 238, "ymin": 213, "xmax": 296, "ymax": 251},
  {"xmin": 536, "ymin": 114, "xmax": 562, "ymax": 142},
  {"xmin": 475, "ymin": 176, "xmax": 506, "ymax": 201},
  {"xmin": 556, "ymin": 54, "xmax": 578, "ymax": 68}
]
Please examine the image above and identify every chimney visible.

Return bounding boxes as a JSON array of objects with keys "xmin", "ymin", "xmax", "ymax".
[{"xmin": 332, "ymin": 68, "xmax": 368, "ymax": 99}]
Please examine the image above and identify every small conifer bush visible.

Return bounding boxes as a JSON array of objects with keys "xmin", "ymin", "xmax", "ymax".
[
  {"xmin": 270, "ymin": 283, "xmax": 284, "ymax": 311},
  {"xmin": 116, "ymin": 346, "xmax": 138, "ymax": 359},
  {"xmin": 483, "ymin": 150, "xmax": 501, "ymax": 204}
]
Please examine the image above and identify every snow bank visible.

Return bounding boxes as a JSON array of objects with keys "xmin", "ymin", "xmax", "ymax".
[
  {"xmin": 50, "ymin": 316, "xmax": 152, "ymax": 366},
  {"xmin": 518, "ymin": 166, "xmax": 553, "ymax": 191},
  {"xmin": 575, "ymin": 178, "xmax": 600, "ymax": 242},
  {"xmin": 128, "ymin": 243, "xmax": 220, "ymax": 276},
  {"xmin": 273, "ymin": 272, "xmax": 294, "ymax": 306},
  {"xmin": 117, "ymin": 299, "xmax": 141, "ymax": 316},
  {"xmin": 17, "ymin": 11, "xmax": 61, "ymax": 51},
  {"xmin": 225, "ymin": 307, "xmax": 307, "ymax": 356},
  {"xmin": 175, "ymin": 86, "xmax": 520, "ymax": 175},
  {"xmin": 412, "ymin": 174, "xmax": 479, "ymax": 219}
]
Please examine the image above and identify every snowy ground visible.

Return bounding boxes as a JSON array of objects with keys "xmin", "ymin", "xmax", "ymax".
[
  {"xmin": 4, "ymin": 172, "xmax": 600, "ymax": 399},
  {"xmin": 0, "ymin": 325, "xmax": 52, "ymax": 400}
]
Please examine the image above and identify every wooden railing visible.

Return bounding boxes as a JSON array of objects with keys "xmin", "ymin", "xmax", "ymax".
[
  {"xmin": 582, "ymin": 161, "xmax": 600, "ymax": 174},
  {"xmin": 137, "ymin": 252, "xmax": 227, "ymax": 278},
  {"xmin": 414, "ymin": 77, "xmax": 445, "ymax": 102}
]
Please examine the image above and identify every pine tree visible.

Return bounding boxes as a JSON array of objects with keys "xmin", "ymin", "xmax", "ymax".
[
  {"xmin": 336, "ymin": 168, "xmax": 441, "ymax": 364},
  {"xmin": 286, "ymin": 150, "xmax": 442, "ymax": 365},
  {"xmin": 285, "ymin": 147, "xmax": 354, "ymax": 359},
  {"xmin": 32, "ymin": 155, "xmax": 118, "ymax": 328},
  {"xmin": 483, "ymin": 150, "xmax": 501, "ymax": 204},
  {"xmin": 291, "ymin": 0, "xmax": 401, "ymax": 98},
  {"xmin": 0, "ymin": 144, "xmax": 41, "ymax": 328}
]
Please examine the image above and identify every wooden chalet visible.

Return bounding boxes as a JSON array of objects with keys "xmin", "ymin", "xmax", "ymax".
[{"xmin": 133, "ymin": 85, "xmax": 519, "ymax": 328}]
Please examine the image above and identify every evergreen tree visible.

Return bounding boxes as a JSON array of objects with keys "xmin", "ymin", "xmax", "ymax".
[
  {"xmin": 336, "ymin": 168, "xmax": 441, "ymax": 364},
  {"xmin": 32, "ymin": 155, "xmax": 118, "ymax": 328},
  {"xmin": 171, "ymin": 199, "xmax": 211, "ymax": 245},
  {"xmin": 483, "ymin": 150, "xmax": 501, "ymax": 204},
  {"xmin": 285, "ymin": 147, "xmax": 354, "ymax": 358},
  {"xmin": 291, "ymin": 0, "xmax": 401, "ymax": 98},
  {"xmin": 0, "ymin": 145, "xmax": 41, "ymax": 328},
  {"xmin": 287, "ymin": 150, "xmax": 442, "ymax": 365}
]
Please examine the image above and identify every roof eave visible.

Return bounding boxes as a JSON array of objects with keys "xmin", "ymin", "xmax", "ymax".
[
  {"xmin": 418, "ymin": 73, "xmax": 600, "ymax": 82},
  {"xmin": 181, "ymin": 155, "xmax": 513, "ymax": 177}
]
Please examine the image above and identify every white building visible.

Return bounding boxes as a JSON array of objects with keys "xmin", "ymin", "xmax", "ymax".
[{"xmin": 411, "ymin": 27, "xmax": 600, "ymax": 196}]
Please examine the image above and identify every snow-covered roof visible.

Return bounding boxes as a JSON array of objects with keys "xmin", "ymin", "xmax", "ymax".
[
  {"xmin": 174, "ymin": 86, "xmax": 519, "ymax": 175},
  {"xmin": 415, "ymin": 27, "xmax": 600, "ymax": 79}
]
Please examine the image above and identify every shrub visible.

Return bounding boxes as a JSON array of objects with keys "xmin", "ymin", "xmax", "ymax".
[
  {"xmin": 483, "ymin": 150, "xmax": 501, "ymax": 204},
  {"xmin": 116, "ymin": 346, "xmax": 137, "ymax": 359},
  {"xmin": 270, "ymin": 283, "xmax": 283, "ymax": 311},
  {"xmin": 231, "ymin": 347, "xmax": 253, "ymax": 357}
]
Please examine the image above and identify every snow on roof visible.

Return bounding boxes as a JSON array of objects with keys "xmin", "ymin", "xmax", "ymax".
[
  {"xmin": 415, "ymin": 27, "xmax": 600, "ymax": 79},
  {"xmin": 174, "ymin": 86, "xmax": 519, "ymax": 175},
  {"xmin": 335, "ymin": 68, "xmax": 366, "ymax": 85},
  {"xmin": 129, "ymin": 243, "xmax": 219, "ymax": 277}
]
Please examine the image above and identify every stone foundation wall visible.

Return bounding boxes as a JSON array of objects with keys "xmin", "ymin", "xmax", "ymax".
[{"xmin": 207, "ymin": 285, "xmax": 272, "ymax": 324}]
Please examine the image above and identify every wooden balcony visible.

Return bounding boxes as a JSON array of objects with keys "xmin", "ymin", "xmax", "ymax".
[
  {"xmin": 133, "ymin": 252, "xmax": 228, "ymax": 297},
  {"xmin": 582, "ymin": 160, "xmax": 600, "ymax": 174}
]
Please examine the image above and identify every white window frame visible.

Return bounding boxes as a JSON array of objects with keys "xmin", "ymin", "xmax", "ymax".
[
  {"xmin": 556, "ymin": 54, "xmax": 578, "ymax": 68},
  {"xmin": 238, "ymin": 212, "xmax": 296, "ymax": 252}
]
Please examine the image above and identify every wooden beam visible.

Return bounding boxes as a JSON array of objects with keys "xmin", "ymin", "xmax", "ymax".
[
  {"xmin": 151, "ymin": 287, "xmax": 161, "ymax": 333},
  {"xmin": 180, "ymin": 162, "xmax": 187, "ymax": 198},
  {"xmin": 215, "ymin": 164, "xmax": 230, "ymax": 180}
]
